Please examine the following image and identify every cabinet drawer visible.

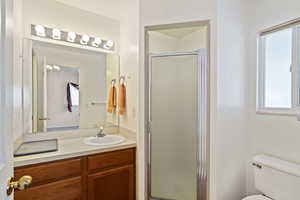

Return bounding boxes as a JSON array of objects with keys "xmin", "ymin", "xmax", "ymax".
[
  {"xmin": 15, "ymin": 176, "xmax": 82, "ymax": 200},
  {"xmin": 15, "ymin": 158, "xmax": 82, "ymax": 186},
  {"xmin": 88, "ymin": 148, "xmax": 135, "ymax": 171}
]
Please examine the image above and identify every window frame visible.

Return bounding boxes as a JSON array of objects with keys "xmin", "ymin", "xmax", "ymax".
[{"xmin": 257, "ymin": 25, "xmax": 300, "ymax": 116}]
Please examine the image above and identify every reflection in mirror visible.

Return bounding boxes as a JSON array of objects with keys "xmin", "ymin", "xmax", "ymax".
[
  {"xmin": 24, "ymin": 40, "xmax": 119, "ymax": 134},
  {"xmin": 35, "ymin": 65, "xmax": 80, "ymax": 132}
]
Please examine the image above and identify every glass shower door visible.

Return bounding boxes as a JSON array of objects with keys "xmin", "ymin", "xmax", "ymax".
[{"xmin": 150, "ymin": 54, "xmax": 199, "ymax": 200}]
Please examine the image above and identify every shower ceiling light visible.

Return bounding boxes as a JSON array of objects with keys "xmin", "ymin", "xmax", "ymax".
[
  {"xmin": 35, "ymin": 25, "xmax": 46, "ymax": 37},
  {"xmin": 92, "ymin": 37, "xmax": 102, "ymax": 47},
  {"xmin": 67, "ymin": 32, "xmax": 76, "ymax": 42},
  {"xmin": 52, "ymin": 28, "xmax": 61, "ymax": 40},
  {"xmin": 80, "ymin": 34, "xmax": 90, "ymax": 45}
]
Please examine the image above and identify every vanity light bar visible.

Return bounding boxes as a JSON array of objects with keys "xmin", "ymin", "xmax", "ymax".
[{"xmin": 31, "ymin": 24, "xmax": 115, "ymax": 51}]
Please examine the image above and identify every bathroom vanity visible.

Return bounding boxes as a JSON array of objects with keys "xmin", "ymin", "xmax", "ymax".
[
  {"xmin": 14, "ymin": 147, "xmax": 136, "ymax": 200},
  {"xmin": 12, "ymin": 31, "xmax": 136, "ymax": 199}
]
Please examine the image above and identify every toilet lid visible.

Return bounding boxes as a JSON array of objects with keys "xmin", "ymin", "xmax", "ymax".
[{"xmin": 242, "ymin": 195, "xmax": 272, "ymax": 200}]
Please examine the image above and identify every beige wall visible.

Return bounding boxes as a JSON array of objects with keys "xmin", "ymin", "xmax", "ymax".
[
  {"xmin": 149, "ymin": 32, "xmax": 179, "ymax": 53},
  {"xmin": 179, "ymin": 29, "xmax": 207, "ymax": 51},
  {"xmin": 149, "ymin": 28, "xmax": 207, "ymax": 53}
]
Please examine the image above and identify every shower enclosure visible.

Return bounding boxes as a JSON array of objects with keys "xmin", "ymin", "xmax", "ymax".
[{"xmin": 146, "ymin": 49, "xmax": 209, "ymax": 200}]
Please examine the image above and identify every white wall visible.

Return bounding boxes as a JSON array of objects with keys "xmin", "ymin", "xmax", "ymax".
[
  {"xmin": 215, "ymin": 0, "xmax": 249, "ymax": 199},
  {"xmin": 13, "ymin": 0, "xmax": 24, "ymax": 141},
  {"xmin": 139, "ymin": 0, "xmax": 256, "ymax": 199},
  {"xmin": 118, "ymin": 0, "xmax": 139, "ymax": 132},
  {"xmin": 22, "ymin": 0, "xmax": 120, "ymax": 50},
  {"xmin": 55, "ymin": 0, "xmax": 122, "ymax": 21},
  {"xmin": 245, "ymin": 0, "xmax": 300, "ymax": 194},
  {"xmin": 139, "ymin": 0, "xmax": 218, "ymax": 199}
]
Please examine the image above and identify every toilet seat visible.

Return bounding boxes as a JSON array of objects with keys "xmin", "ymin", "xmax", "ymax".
[{"xmin": 242, "ymin": 195, "xmax": 272, "ymax": 200}]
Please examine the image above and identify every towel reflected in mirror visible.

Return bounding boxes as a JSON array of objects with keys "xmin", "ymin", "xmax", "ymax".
[{"xmin": 67, "ymin": 82, "xmax": 79, "ymax": 112}]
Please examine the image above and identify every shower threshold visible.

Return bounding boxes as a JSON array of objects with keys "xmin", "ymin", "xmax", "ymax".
[{"xmin": 150, "ymin": 197, "xmax": 176, "ymax": 200}]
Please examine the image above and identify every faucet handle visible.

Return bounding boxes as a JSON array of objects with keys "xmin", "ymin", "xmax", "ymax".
[
  {"xmin": 99, "ymin": 126, "xmax": 104, "ymax": 132},
  {"xmin": 97, "ymin": 126, "xmax": 106, "ymax": 138}
]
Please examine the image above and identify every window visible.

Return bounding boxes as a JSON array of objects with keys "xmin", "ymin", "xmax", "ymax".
[
  {"xmin": 264, "ymin": 28, "xmax": 292, "ymax": 108},
  {"xmin": 258, "ymin": 22, "xmax": 300, "ymax": 115}
]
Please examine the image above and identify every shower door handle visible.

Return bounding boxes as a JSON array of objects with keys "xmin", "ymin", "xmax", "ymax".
[{"xmin": 38, "ymin": 117, "xmax": 50, "ymax": 120}]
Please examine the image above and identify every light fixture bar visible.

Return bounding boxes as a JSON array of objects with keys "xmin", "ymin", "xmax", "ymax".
[{"xmin": 31, "ymin": 24, "xmax": 114, "ymax": 51}]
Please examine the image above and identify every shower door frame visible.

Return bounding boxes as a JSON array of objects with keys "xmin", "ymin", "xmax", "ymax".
[{"xmin": 146, "ymin": 49, "xmax": 209, "ymax": 200}]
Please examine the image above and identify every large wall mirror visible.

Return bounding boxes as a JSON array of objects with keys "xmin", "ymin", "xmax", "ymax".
[{"xmin": 23, "ymin": 40, "xmax": 120, "ymax": 134}]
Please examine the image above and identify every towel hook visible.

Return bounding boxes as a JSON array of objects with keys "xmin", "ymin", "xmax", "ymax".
[
  {"xmin": 111, "ymin": 79, "xmax": 116, "ymax": 86},
  {"xmin": 120, "ymin": 76, "xmax": 125, "ymax": 84}
]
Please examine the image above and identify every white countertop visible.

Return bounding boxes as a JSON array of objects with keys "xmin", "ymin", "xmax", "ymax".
[{"xmin": 14, "ymin": 129, "xmax": 137, "ymax": 167}]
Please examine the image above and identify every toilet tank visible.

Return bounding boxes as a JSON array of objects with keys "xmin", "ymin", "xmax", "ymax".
[{"xmin": 253, "ymin": 155, "xmax": 300, "ymax": 200}]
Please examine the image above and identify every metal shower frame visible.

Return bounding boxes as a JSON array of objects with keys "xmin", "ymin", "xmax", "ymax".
[{"xmin": 145, "ymin": 48, "xmax": 209, "ymax": 200}]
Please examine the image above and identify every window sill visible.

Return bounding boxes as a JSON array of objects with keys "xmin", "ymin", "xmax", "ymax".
[{"xmin": 256, "ymin": 108, "xmax": 298, "ymax": 116}]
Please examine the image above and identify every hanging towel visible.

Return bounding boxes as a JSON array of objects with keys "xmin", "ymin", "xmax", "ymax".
[
  {"xmin": 118, "ymin": 83, "xmax": 126, "ymax": 115},
  {"xmin": 107, "ymin": 86, "xmax": 116, "ymax": 113}
]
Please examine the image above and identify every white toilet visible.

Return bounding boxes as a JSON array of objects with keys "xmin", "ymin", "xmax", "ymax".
[{"xmin": 243, "ymin": 154, "xmax": 300, "ymax": 200}]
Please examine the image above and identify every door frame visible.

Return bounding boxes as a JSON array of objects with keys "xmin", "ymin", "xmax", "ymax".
[
  {"xmin": 0, "ymin": 0, "xmax": 14, "ymax": 199},
  {"xmin": 144, "ymin": 20, "xmax": 211, "ymax": 200}
]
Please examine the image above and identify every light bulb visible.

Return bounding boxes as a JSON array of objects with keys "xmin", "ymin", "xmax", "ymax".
[
  {"xmin": 45, "ymin": 65, "xmax": 53, "ymax": 70},
  {"xmin": 53, "ymin": 65, "xmax": 61, "ymax": 70},
  {"xmin": 104, "ymin": 40, "xmax": 114, "ymax": 49},
  {"xmin": 35, "ymin": 25, "xmax": 46, "ymax": 37},
  {"xmin": 80, "ymin": 34, "xmax": 90, "ymax": 45},
  {"xmin": 92, "ymin": 37, "xmax": 102, "ymax": 47},
  {"xmin": 67, "ymin": 32, "xmax": 76, "ymax": 42},
  {"xmin": 52, "ymin": 28, "xmax": 61, "ymax": 40}
]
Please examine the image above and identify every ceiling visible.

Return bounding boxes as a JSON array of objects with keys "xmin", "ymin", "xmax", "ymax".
[
  {"xmin": 155, "ymin": 26, "xmax": 206, "ymax": 39},
  {"xmin": 54, "ymin": 0, "xmax": 122, "ymax": 20}
]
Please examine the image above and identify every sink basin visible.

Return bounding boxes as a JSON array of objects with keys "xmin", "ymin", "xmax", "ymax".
[{"xmin": 84, "ymin": 135, "xmax": 125, "ymax": 146}]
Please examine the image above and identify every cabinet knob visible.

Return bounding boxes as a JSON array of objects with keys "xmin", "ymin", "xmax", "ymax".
[{"xmin": 7, "ymin": 175, "xmax": 32, "ymax": 196}]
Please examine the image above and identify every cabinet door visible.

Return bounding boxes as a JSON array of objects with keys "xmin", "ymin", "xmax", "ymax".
[
  {"xmin": 15, "ymin": 176, "xmax": 82, "ymax": 200},
  {"xmin": 88, "ymin": 165, "xmax": 135, "ymax": 200}
]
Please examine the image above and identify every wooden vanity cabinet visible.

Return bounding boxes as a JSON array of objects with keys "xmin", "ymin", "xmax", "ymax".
[
  {"xmin": 88, "ymin": 165, "xmax": 135, "ymax": 200},
  {"xmin": 14, "ymin": 148, "xmax": 136, "ymax": 200}
]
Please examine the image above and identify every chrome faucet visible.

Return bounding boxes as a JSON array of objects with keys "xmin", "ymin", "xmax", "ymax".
[{"xmin": 97, "ymin": 126, "xmax": 106, "ymax": 138}]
